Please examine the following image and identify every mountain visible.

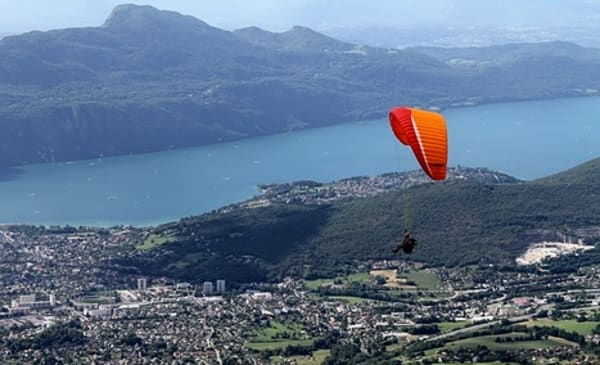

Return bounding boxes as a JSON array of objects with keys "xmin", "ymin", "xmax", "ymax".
[
  {"xmin": 234, "ymin": 25, "xmax": 353, "ymax": 53},
  {"xmin": 531, "ymin": 158, "xmax": 600, "ymax": 185},
  {"xmin": 2, "ymin": 5, "xmax": 600, "ymax": 167},
  {"xmin": 121, "ymin": 160, "xmax": 600, "ymax": 283}
]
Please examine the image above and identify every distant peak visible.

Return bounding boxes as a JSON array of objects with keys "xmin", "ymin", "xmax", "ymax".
[
  {"xmin": 103, "ymin": 4, "xmax": 159, "ymax": 26},
  {"xmin": 102, "ymin": 3, "xmax": 210, "ymax": 31},
  {"xmin": 234, "ymin": 26, "xmax": 273, "ymax": 36},
  {"xmin": 290, "ymin": 25, "xmax": 312, "ymax": 31},
  {"xmin": 282, "ymin": 25, "xmax": 342, "ymax": 43},
  {"xmin": 235, "ymin": 26, "xmax": 268, "ymax": 33},
  {"xmin": 286, "ymin": 25, "xmax": 321, "ymax": 35},
  {"xmin": 112, "ymin": 3, "xmax": 156, "ymax": 13}
]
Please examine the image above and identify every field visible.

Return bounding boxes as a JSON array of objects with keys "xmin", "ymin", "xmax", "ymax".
[
  {"xmin": 247, "ymin": 321, "xmax": 313, "ymax": 350},
  {"xmin": 370, "ymin": 269, "xmax": 415, "ymax": 289},
  {"xmin": 271, "ymin": 349, "xmax": 330, "ymax": 365},
  {"xmin": 253, "ymin": 321, "xmax": 303, "ymax": 341},
  {"xmin": 325, "ymin": 295, "xmax": 372, "ymax": 304},
  {"xmin": 137, "ymin": 232, "xmax": 177, "ymax": 251},
  {"xmin": 405, "ymin": 269, "xmax": 441, "ymax": 290},
  {"xmin": 444, "ymin": 332, "xmax": 577, "ymax": 351},
  {"xmin": 304, "ymin": 272, "xmax": 371, "ymax": 290},
  {"xmin": 438, "ymin": 320, "xmax": 471, "ymax": 332},
  {"xmin": 246, "ymin": 339, "xmax": 313, "ymax": 350},
  {"xmin": 304, "ymin": 269, "xmax": 441, "ymax": 291},
  {"xmin": 525, "ymin": 318, "xmax": 600, "ymax": 335}
]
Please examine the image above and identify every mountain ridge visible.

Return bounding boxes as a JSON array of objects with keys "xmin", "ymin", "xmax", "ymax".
[{"xmin": 2, "ymin": 4, "xmax": 600, "ymax": 168}]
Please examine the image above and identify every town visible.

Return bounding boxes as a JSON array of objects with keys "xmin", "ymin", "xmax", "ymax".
[
  {"xmin": 230, "ymin": 167, "xmax": 519, "ymax": 211},
  {"xmin": 1, "ymin": 223, "xmax": 600, "ymax": 364}
]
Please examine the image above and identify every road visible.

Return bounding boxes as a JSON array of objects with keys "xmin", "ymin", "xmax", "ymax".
[
  {"xmin": 424, "ymin": 304, "xmax": 554, "ymax": 343},
  {"xmin": 206, "ymin": 327, "xmax": 223, "ymax": 365}
]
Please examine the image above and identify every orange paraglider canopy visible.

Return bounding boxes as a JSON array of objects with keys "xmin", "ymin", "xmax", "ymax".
[{"xmin": 389, "ymin": 107, "xmax": 448, "ymax": 180}]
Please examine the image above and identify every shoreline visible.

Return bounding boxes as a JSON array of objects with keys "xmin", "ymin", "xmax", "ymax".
[
  {"xmin": 1, "ymin": 94, "xmax": 599, "ymax": 172},
  {"xmin": 0, "ymin": 95, "xmax": 598, "ymax": 227}
]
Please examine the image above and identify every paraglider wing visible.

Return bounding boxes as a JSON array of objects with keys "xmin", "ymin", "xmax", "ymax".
[{"xmin": 389, "ymin": 107, "xmax": 448, "ymax": 180}]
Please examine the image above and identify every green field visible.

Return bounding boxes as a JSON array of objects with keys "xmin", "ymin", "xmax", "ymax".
[
  {"xmin": 525, "ymin": 318, "xmax": 600, "ymax": 335},
  {"xmin": 247, "ymin": 339, "xmax": 313, "ymax": 350},
  {"xmin": 325, "ymin": 295, "xmax": 371, "ymax": 304},
  {"xmin": 445, "ymin": 332, "xmax": 577, "ymax": 351},
  {"xmin": 77, "ymin": 294, "xmax": 116, "ymax": 305},
  {"xmin": 137, "ymin": 232, "xmax": 177, "ymax": 251},
  {"xmin": 405, "ymin": 269, "xmax": 440, "ymax": 290},
  {"xmin": 385, "ymin": 342, "xmax": 406, "ymax": 352},
  {"xmin": 253, "ymin": 321, "xmax": 303, "ymax": 341},
  {"xmin": 304, "ymin": 278, "xmax": 334, "ymax": 290},
  {"xmin": 423, "ymin": 332, "xmax": 575, "ymax": 357},
  {"xmin": 271, "ymin": 349, "xmax": 330, "ymax": 365},
  {"xmin": 304, "ymin": 272, "xmax": 371, "ymax": 290},
  {"xmin": 438, "ymin": 320, "xmax": 471, "ymax": 332},
  {"xmin": 305, "ymin": 270, "xmax": 441, "ymax": 292},
  {"xmin": 247, "ymin": 321, "xmax": 313, "ymax": 350}
]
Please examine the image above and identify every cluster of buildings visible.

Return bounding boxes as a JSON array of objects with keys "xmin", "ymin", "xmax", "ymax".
[
  {"xmin": 201, "ymin": 279, "xmax": 226, "ymax": 295},
  {"xmin": 8, "ymin": 293, "xmax": 56, "ymax": 315},
  {"xmin": 233, "ymin": 167, "xmax": 517, "ymax": 210},
  {"xmin": 137, "ymin": 277, "xmax": 226, "ymax": 295},
  {"xmin": 0, "ymin": 227, "xmax": 143, "ymax": 302}
]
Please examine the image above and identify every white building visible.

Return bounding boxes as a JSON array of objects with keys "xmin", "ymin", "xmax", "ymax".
[
  {"xmin": 10, "ymin": 293, "xmax": 55, "ymax": 313},
  {"xmin": 202, "ymin": 281, "xmax": 214, "ymax": 295},
  {"xmin": 19, "ymin": 294, "xmax": 36, "ymax": 303},
  {"xmin": 137, "ymin": 278, "xmax": 147, "ymax": 291},
  {"xmin": 85, "ymin": 305, "xmax": 112, "ymax": 318},
  {"xmin": 216, "ymin": 280, "xmax": 226, "ymax": 293}
]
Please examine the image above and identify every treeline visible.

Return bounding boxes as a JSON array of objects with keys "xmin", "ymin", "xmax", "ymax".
[{"xmin": 2, "ymin": 321, "xmax": 85, "ymax": 353}]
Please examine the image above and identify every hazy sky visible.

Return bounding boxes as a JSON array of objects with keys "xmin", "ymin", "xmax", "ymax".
[{"xmin": 2, "ymin": 0, "xmax": 600, "ymax": 34}]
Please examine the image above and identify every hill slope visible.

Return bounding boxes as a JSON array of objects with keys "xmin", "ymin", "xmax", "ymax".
[
  {"xmin": 2, "ymin": 5, "xmax": 600, "ymax": 167},
  {"xmin": 123, "ymin": 161, "xmax": 600, "ymax": 283},
  {"xmin": 531, "ymin": 158, "xmax": 600, "ymax": 185}
]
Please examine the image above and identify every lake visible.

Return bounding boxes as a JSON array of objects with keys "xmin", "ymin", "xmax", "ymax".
[{"xmin": 1, "ymin": 96, "xmax": 599, "ymax": 227}]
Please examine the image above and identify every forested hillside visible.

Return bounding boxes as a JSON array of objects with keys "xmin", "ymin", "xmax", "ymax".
[{"xmin": 2, "ymin": 4, "xmax": 600, "ymax": 167}]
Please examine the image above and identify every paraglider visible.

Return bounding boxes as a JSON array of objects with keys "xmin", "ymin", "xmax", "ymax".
[
  {"xmin": 392, "ymin": 229, "xmax": 417, "ymax": 254},
  {"xmin": 388, "ymin": 107, "xmax": 448, "ymax": 181},
  {"xmin": 388, "ymin": 107, "xmax": 448, "ymax": 254}
]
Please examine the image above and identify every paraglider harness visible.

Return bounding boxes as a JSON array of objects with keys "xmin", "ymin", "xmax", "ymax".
[{"xmin": 392, "ymin": 230, "xmax": 416, "ymax": 254}]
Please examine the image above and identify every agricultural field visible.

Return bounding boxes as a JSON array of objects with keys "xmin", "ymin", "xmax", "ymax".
[
  {"xmin": 324, "ymin": 295, "xmax": 372, "ymax": 304},
  {"xmin": 137, "ymin": 232, "xmax": 177, "ymax": 251},
  {"xmin": 246, "ymin": 321, "xmax": 313, "ymax": 350},
  {"xmin": 405, "ymin": 269, "xmax": 441, "ymax": 290},
  {"xmin": 440, "ymin": 332, "xmax": 576, "ymax": 351},
  {"xmin": 370, "ymin": 269, "xmax": 417, "ymax": 289},
  {"xmin": 304, "ymin": 269, "xmax": 441, "ymax": 291},
  {"xmin": 271, "ymin": 349, "xmax": 330, "ymax": 365},
  {"xmin": 438, "ymin": 320, "xmax": 472, "ymax": 332},
  {"xmin": 304, "ymin": 272, "xmax": 372, "ymax": 290},
  {"xmin": 525, "ymin": 318, "xmax": 600, "ymax": 335}
]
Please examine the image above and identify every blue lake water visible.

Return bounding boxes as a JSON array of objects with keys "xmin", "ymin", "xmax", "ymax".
[{"xmin": 1, "ymin": 96, "xmax": 599, "ymax": 227}]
